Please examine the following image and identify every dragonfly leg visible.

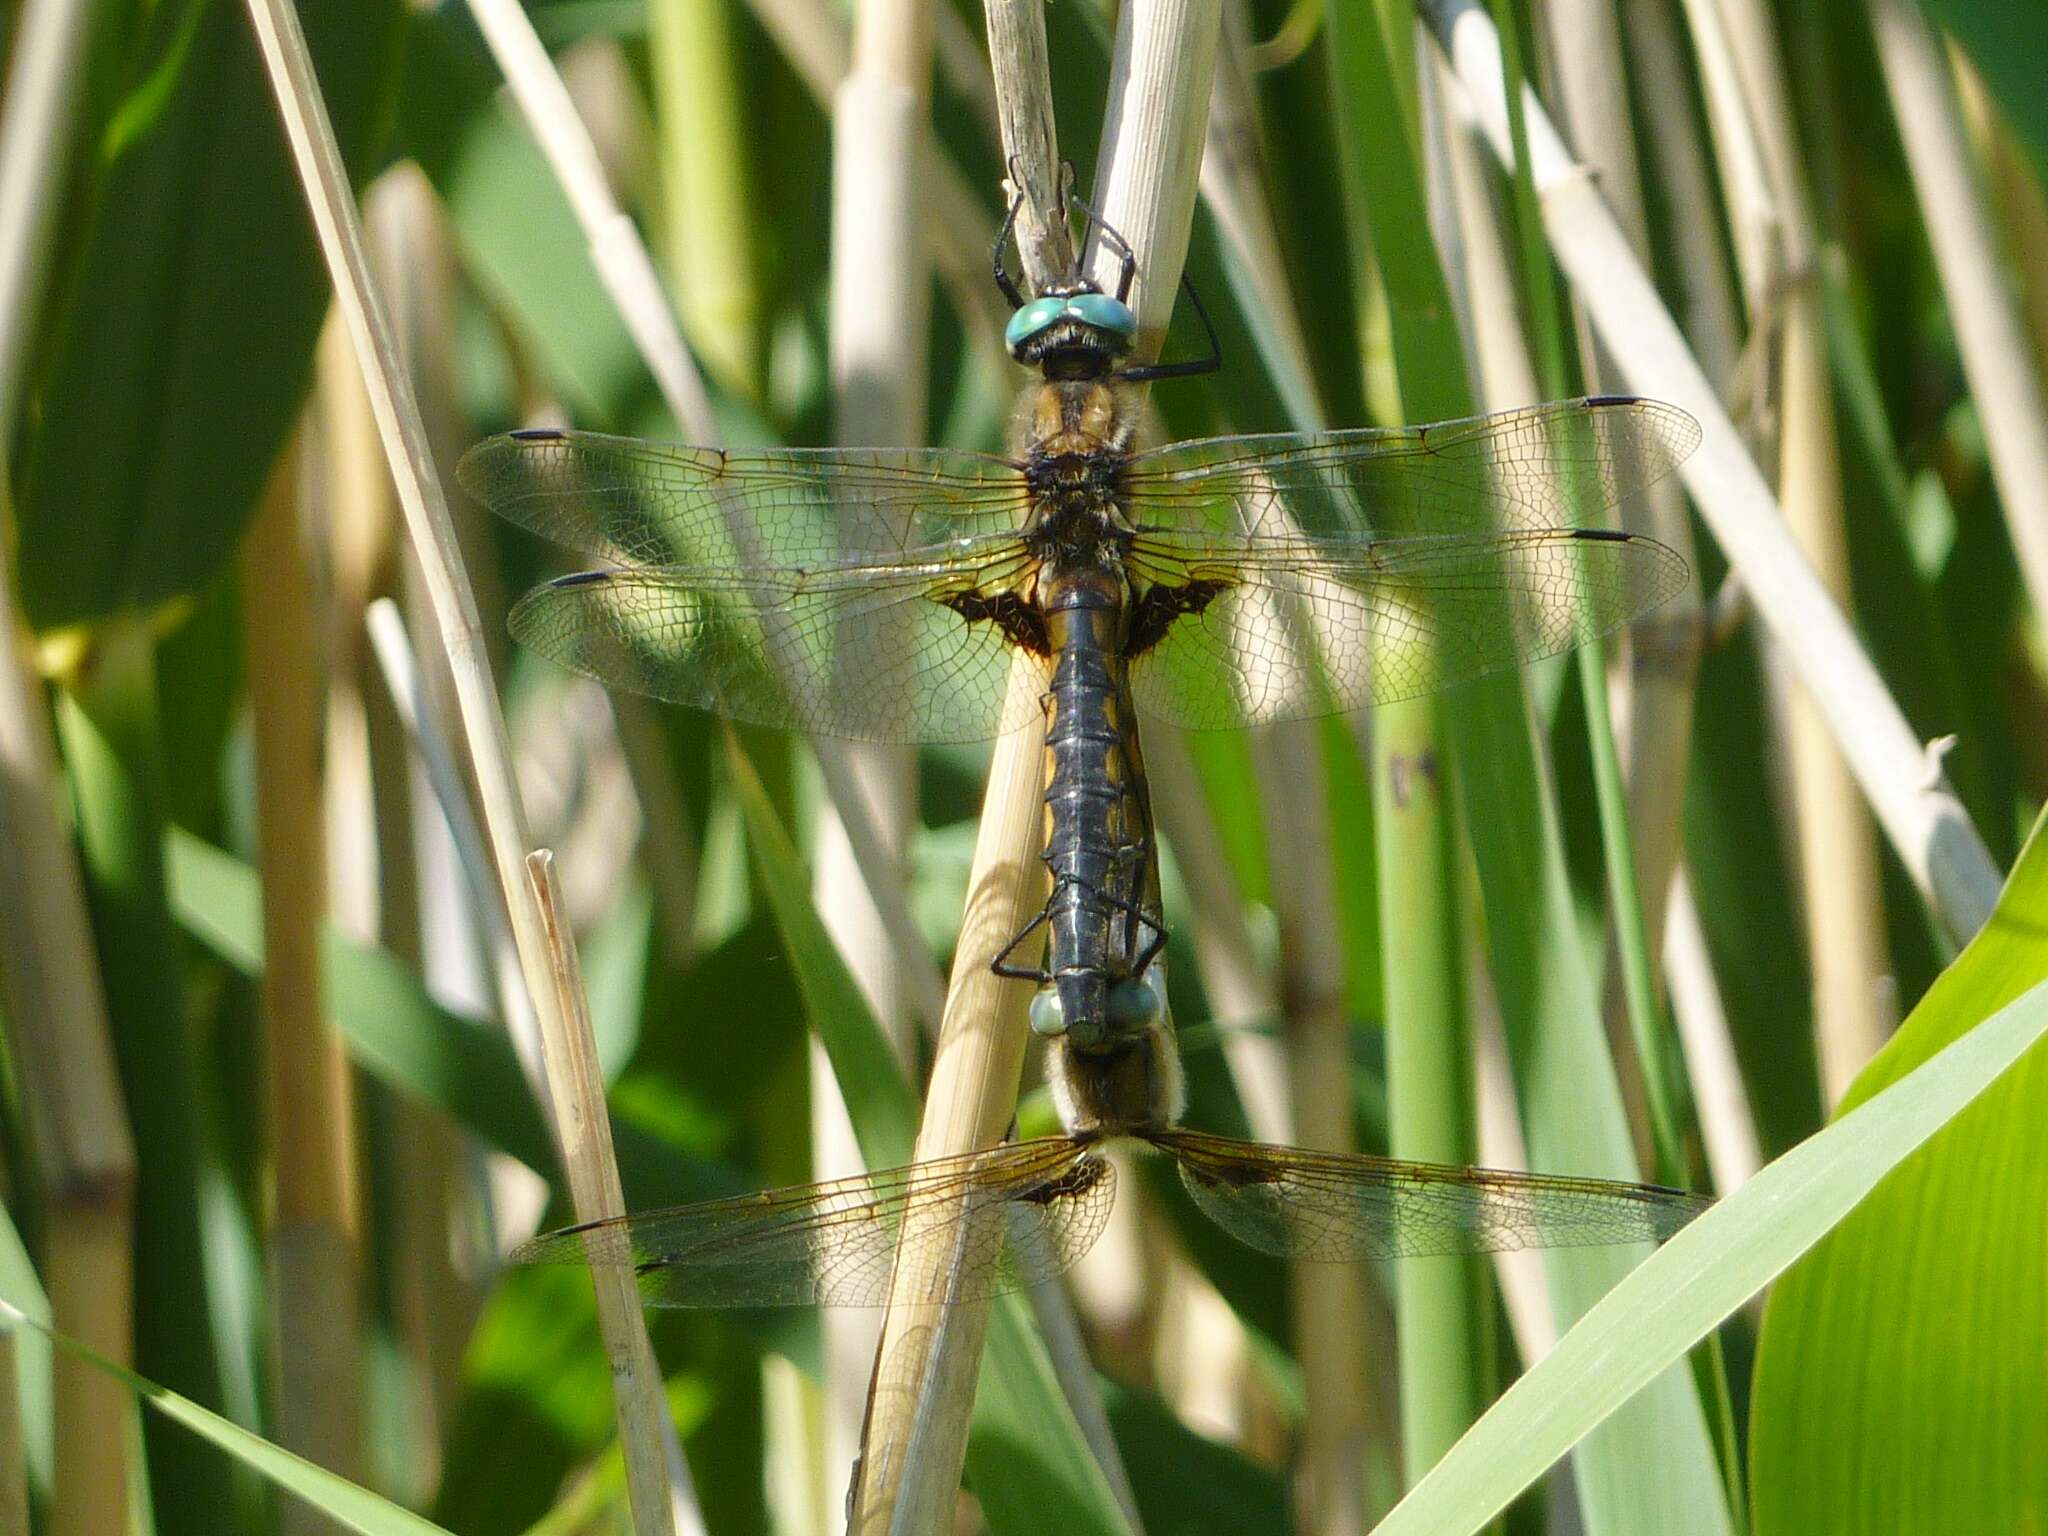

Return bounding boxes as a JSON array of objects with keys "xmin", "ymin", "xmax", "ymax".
[
  {"xmin": 992, "ymin": 175, "xmax": 1028, "ymax": 310},
  {"xmin": 1068, "ymin": 187, "xmax": 1139, "ymax": 306},
  {"xmin": 991, "ymin": 903, "xmax": 1053, "ymax": 984},
  {"xmin": 1120, "ymin": 271, "xmax": 1223, "ymax": 384}
]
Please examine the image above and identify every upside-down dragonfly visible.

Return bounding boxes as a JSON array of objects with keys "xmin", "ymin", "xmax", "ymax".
[
  {"xmin": 458, "ymin": 204, "xmax": 1700, "ymax": 1055},
  {"xmin": 513, "ymin": 999, "xmax": 1709, "ymax": 1307}
]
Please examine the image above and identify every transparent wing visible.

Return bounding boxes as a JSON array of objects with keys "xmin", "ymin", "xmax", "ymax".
[
  {"xmin": 459, "ymin": 430, "xmax": 1049, "ymax": 742},
  {"xmin": 1118, "ymin": 397, "xmax": 1699, "ymax": 728},
  {"xmin": 459, "ymin": 429, "xmax": 1034, "ymax": 566},
  {"xmin": 1155, "ymin": 1128, "xmax": 1709, "ymax": 1262},
  {"xmin": 512, "ymin": 1139, "xmax": 1114, "ymax": 1308}
]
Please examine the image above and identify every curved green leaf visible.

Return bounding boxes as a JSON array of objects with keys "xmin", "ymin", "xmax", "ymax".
[{"xmin": 1748, "ymin": 810, "xmax": 2048, "ymax": 1532}]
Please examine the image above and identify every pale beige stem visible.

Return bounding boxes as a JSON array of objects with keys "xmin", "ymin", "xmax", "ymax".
[
  {"xmin": 1663, "ymin": 865, "xmax": 1762, "ymax": 1192},
  {"xmin": 237, "ymin": 1, "xmax": 699, "ymax": 1527},
  {"xmin": 851, "ymin": 1, "xmax": 1219, "ymax": 1525},
  {"xmin": 0, "ymin": 0, "xmax": 90, "ymax": 430},
  {"xmin": 1428, "ymin": 0, "xmax": 2003, "ymax": 945},
  {"xmin": 815, "ymin": 0, "xmax": 937, "ymax": 1516},
  {"xmin": 245, "ymin": 440, "xmax": 367, "ymax": 1525},
  {"xmin": 0, "ymin": 13, "xmax": 140, "ymax": 1522},
  {"xmin": 1253, "ymin": 728, "xmax": 1375, "ymax": 1536},
  {"xmin": 1871, "ymin": 0, "xmax": 2048, "ymax": 627},
  {"xmin": 1693, "ymin": 0, "xmax": 1891, "ymax": 1099},
  {"xmin": 0, "ymin": 477, "xmax": 137, "ymax": 1536},
  {"xmin": 525, "ymin": 852, "xmax": 697, "ymax": 1536}
]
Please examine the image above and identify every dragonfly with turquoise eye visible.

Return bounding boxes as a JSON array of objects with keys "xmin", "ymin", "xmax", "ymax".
[{"xmin": 458, "ymin": 200, "xmax": 1700, "ymax": 1061}]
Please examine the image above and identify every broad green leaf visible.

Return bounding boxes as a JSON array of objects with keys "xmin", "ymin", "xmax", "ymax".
[
  {"xmin": 16, "ymin": 0, "xmax": 401, "ymax": 630},
  {"xmin": 1372, "ymin": 947, "xmax": 2048, "ymax": 1532},
  {"xmin": 1748, "ymin": 810, "xmax": 2048, "ymax": 1532},
  {"xmin": 1915, "ymin": 0, "xmax": 2048, "ymax": 181}
]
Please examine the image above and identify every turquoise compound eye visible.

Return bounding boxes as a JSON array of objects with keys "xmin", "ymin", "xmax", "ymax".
[
  {"xmin": 1064, "ymin": 291, "xmax": 1138, "ymax": 340},
  {"xmin": 1105, "ymin": 975, "xmax": 1163, "ymax": 1034},
  {"xmin": 1028, "ymin": 987, "xmax": 1068, "ymax": 1039},
  {"xmin": 1005, "ymin": 295, "xmax": 1070, "ymax": 357}
]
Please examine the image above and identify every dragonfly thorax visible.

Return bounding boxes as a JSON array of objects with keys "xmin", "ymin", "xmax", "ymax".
[{"xmin": 1046, "ymin": 1016, "xmax": 1186, "ymax": 1142}]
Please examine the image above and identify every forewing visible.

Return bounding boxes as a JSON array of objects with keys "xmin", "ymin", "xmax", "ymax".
[
  {"xmin": 461, "ymin": 430, "xmax": 1047, "ymax": 741},
  {"xmin": 511, "ymin": 1139, "xmax": 1115, "ymax": 1308},
  {"xmin": 1118, "ymin": 397, "xmax": 1697, "ymax": 727},
  {"xmin": 1157, "ymin": 1128, "xmax": 1709, "ymax": 1262},
  {"xmin": 458, "ymin": 429, "xmax": 1033, "ymax": 567},
  {"xmin": 1122, "ymin": 396, "xmax": 1699, "ymax": 543}
]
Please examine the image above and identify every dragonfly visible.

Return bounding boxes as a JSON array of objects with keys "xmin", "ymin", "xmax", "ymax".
[
  {"xmin": 459, "ymin": 200, "xmax": 1700, "ymax": 1055},
  {"xmin": 512, "ymin": 1006, "xmax": 1710, "ymax": 1307}
]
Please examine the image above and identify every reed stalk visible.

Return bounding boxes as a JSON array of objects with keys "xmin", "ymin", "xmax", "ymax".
[
  {"xmin": 847, "ymin": 2, "xmax": 1218, "ymax": 1526},
  {"xmin": 0, "ymin": 473, "xmax": 138, "ymax": 1536},
  {"xmin": 242, "ymin": 440, "xmax": 367, "ymax": 1517},
  {"xmin": 237, "ymin": 2, "xmax": 702, "ymax": 1529},
  {"xmin": 1706, "ymin": 0, "xmax": 1890, "ymax": 1104},
  {"xmin": 1869, "ymin": 0, "xmax": 2048, "ymax": 648},
  {"xmin": 813, "ymin": 0, "xmax": 936, "ymax": 1514},
  {"xmin": 1424, "ymin": 0, "xmax": 2004, "ymax": 946}
]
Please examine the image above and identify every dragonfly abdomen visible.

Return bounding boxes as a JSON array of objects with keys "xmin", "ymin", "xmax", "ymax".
[{"xmin": 1035, "ymin": 573, "xmax": 1162, "ymax": 1049}]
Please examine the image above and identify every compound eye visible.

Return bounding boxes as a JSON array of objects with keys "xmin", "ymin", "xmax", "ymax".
[
  {"xmin": 1004, "ymin": 295, "xmax": 1070, "ymax": 358},
  {"xmin": 1064, "ymin": 291, "xmax": 1138, "ymax": 341},
  {"xmin": 1104, "ymin": 974, "xmax": 1163, "ymax": 1033},
  {"xmin": 1028, "ymin": 987, "xmax": 1068, "ymax": 1039}
]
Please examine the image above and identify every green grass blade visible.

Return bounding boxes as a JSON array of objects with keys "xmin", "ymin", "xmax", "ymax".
[
  {"xmin": 0, "ymin": 1285, "xmax": 454, "ymax": 1536},
  {"xmin": 1372, "ymin": 904, "xmax": 2048, "ymax": 1532},
  {"xmin": 1748, "ymin": 809, "xmax": 2048, "ymax": 1530}
]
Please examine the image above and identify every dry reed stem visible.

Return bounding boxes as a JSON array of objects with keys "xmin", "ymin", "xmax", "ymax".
[
  {"xmin": 525, "ymin": 852, "xmax": 697, "ymax": 1536},
  {"xmin": 848, "ymin": 1, "xmax": 1218, "ymax": 1525},
  {"xmin": 0, "ymin": 8, "xmax": 140, "ymax": 1522},
  {"xmin": 813, "ymin": 0, "xmax": 937, "ymax": 1514},
  {"xmin": 1696, "ymin": 0, "xmax": 1890, "ymax": 1100},
  {"xmin": 1540, "ymin": 0, "xmax": 1704, "ymax": 999},
  {"xmin": 1426, "ymin": 0, "xmax": 2004, "ymax": 945},
  {"xmin": 236, "ymin": 2, "xmax": 697, "ymax": 1528},
  {"xmin": 1254, "ymin": 727, "xmax": 1373, "ymax": 1536},
  {"xmin": 1663, "ymin": 867, "xmax": 1763, "ymax": 1192},
  {"xmin": 1871, "ymin": 0, "xmax": 2048, "ymax": 631},
  {"xmin": 243, "ymin": 442, "xmax": 367, "ymax": 1510},
  {"xmin": 0, "ymin": 479, "xmax": 137, "ymax": 1536},
  {"xmin": 364, "ymin": 601, "xmax": 545, "ymax": 1096},
  {"xmin": 0, "ymin": 0, "xmax": 89, "ymax": 429},
  {"xmin": 1623, "ymin": 0, "xmax": 1742, "ymax": 396}
]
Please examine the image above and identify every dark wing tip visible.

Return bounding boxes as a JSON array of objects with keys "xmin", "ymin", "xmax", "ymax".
[
  {"xmin": 1572, "ymin": 526, "xmax": 1634, "ymax": 544},
  {"xmin": 509, "ymin": 427, "xmax": 567, "ymax": 442},
  {"xmin": 547, "ymin": 570, "xmax": 614, "ymax": 590}
]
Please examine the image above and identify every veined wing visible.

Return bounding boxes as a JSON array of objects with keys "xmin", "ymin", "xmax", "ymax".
[
  {"xmin": 1154, "ymin": 1128, "xmax": 1708, "ymax": 1262},
  {"xmin": 1115, "ymin": 397, "xmax": 1699, "ymax": 728},
  {"xmin": 512, "ymin": 1138, "xmax": 1114, "ymax": 1308},
  {"xmin": 460, "ymin": 430, "xmax": 1052, "ymax": 741},
  {"xmin": 459, "ymin": 429, "xmax": 1035, "ymax": 568},
  {"xmin": 502, "ymin": 550, "xmax": 1046, "ymax": 742}
]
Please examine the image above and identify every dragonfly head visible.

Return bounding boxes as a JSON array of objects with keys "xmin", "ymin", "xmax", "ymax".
[{"xmin": 1006, "ymin": 283, "xmax": 1138, "ymax": 377}]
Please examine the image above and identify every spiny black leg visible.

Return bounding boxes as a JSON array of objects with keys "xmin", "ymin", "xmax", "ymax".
[
  {"xmin": 991, "ymin": 903, "xmax": 1052, "ymax": 983},
  {"xmin": 1068, "ymin": 187, "xmax": 1139, "ymax": 305},
  {"xmin": 992, "ymin": 181, "xmax": 1027, "ymax": 311},
  {"xmin": 1120, "ymin": 269, "xmax": 1223, "ymax": 384}
]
